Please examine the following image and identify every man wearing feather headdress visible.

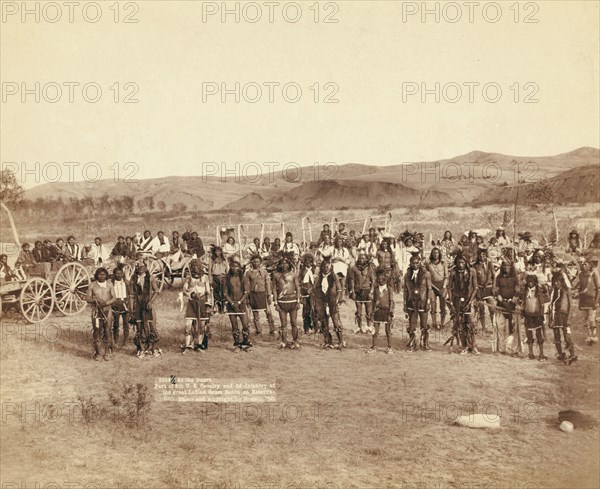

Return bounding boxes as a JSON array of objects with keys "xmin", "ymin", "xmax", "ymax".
[
  {"xmin": 426, "ymin": 247, "xmax": 448, "ymax": 330},
  {"xmin": 313, "ymin": 258, "xmax": 345, "ymax": 349},
  {"xmin": 129, "ymin": 261, "xmax": 161, "ymax": 358},
  {"xmin": 299, "ymin": 253, "xmax": 317, "ymax": 334},
  {"xmin": 474, "ymin": 247, "xmax": 496, "ymax": 333},
  {"xmin": 182, "ymin": 259, "xmax": 212, "ymax": 353},
  {"xmin": 85, "ymin": 267, "xmax": 116, "ymax": 361},
  {"xmin": 272, "ymin": 255, "xmax": 301, "ymax": 349},
  {"xmin": 403, "ymin": 253, "xmax": 432, "ymax": 351},
  {"xmin": 225, "ymin": 259, "xmax": 253, "ymax": 352},
  {"xmin": 349, "ymin": 251, "xmax": 375, "ymax": 334},
  {"xmin": 244, "ymin": 254, "xmax": 276, "ymax": 337},
  {"xmin": 448, "ymin": 254, "xmax": 478, "ymax": 355}
]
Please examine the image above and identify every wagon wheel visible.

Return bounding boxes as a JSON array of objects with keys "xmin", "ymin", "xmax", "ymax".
[
  {"xmin": 146, "ymin": 258, "xmax": 166, "ymax": 292},
  {"xmin": 53, "ymin": 262, "xmax": 91, "ymax": 316},
  {"xmin": 19, "ymin": 277, "xmax": 54, "ymax": 323}
]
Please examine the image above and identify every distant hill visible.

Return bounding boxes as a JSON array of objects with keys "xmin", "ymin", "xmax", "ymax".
[
  {"xmin": 472, "ymin": 164, "xmax": 600, "ymax": 205},
  {"xmin": 23, "ymin": 147, "xmax": 599, "ymax": 211},
  {"xmin": 23, "ymin": 176, "xmax": 272, "ymax": 211},
  {"xmin": 335, "ymin": 147, "xmax": 600, "ymax": 201},
  {"xmin": 225, "ymin": 180, "xmax": 452, "ymax": 211}
]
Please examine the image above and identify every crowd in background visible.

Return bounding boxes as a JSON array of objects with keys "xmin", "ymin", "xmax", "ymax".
[{"xmin": 2, "ymin": 223, "xmax": 599, "ymax": 362}]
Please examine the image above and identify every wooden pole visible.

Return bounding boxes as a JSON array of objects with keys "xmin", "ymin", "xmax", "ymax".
[{"xmin": 512, "ymin": 182, "xmax": 523, "ymax": 353}]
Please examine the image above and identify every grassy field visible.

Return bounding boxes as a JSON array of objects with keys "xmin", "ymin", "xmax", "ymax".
[
  {"xmin": 9, "ymin": 204, "xmax": 600, "ymax": 247},
  {"xmin": 1, "ymin": 280, "xmax": 599, "ymax": 489}
]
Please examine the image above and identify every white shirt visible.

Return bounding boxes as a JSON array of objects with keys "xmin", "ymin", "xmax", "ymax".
[
  {"xmin": 88, "ymin": 244, "xmax": 108, "ymax": 263},
  {"xmin": 332, "ymin": 248, "xmax": 350, "ymax": 276},
  {"xmin": 151, "ymin": 236, "xmax": 171, "ymax": 254},
  {"xmin": 113, "ymin": 280, "xmax": 127, "ymax": 299},
  {"xmin": 223, "ymin": 243, "xmax": 238, "ymax": 259},
  {"xmin": 529, "ymin": 264, "xmax": 551, "ymax": 286}
]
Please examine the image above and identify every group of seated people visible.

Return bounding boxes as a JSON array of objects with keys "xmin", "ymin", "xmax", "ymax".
[
  {"xmin": 4, "ymin": 230, "xmax": 208, "ymax": 279},
  {"xmin": 1, "ymin": 235, "xmax": 95, "ymax": 282},
  {"xmin": 12, "ymin": 235, "xmax": 109, "ymax": 275}
]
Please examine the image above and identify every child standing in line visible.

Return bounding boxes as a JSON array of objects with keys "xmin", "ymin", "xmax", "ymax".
[{"xmin": 367, "ymin": 269, "xmax": 395, "ymax": 354}]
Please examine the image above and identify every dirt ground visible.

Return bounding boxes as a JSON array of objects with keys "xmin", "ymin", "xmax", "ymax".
[{"xmin": 1, "ymin": 283, "xmax": 598, "ymax": 489}]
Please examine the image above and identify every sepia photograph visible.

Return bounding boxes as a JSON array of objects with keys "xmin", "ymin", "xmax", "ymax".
[{"xmin": 0, "ymin": 1, "xmax": 599, "ymax": 488}]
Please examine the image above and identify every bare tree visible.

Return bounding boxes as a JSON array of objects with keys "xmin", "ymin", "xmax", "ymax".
[
  {"xmin": 0, "ymin": 169, "xmax": 24, "ymax": 205},
  {"xmin": 528, "ymin": 179, "xmax": 559, "ymax": 244}
]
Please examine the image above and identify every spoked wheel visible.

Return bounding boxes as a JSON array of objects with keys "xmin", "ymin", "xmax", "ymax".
[
  {"xmin": 53, "ymin": 262, "xmax": 91, "ymax": 316},
  {"xmin": 146, "ymin": 258, "xmax": 166, "ymax": 292},
  {"xmin": 19, "ymin": 277, "xmax": 54, "ymax": 323}
]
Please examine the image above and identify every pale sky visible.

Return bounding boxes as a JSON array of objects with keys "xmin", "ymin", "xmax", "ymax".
[{"xmin": 1, "ymin": 0, "xmax": 599, "ymax": 188}]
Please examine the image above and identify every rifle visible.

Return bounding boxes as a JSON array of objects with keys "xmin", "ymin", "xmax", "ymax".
[
  {"xmin": 443, "ymin": 303, "xmax": 459, "ymax": 346},
  {"xmin": 443, "ymin": 299, "xmax": 473, "ymax": 347}
]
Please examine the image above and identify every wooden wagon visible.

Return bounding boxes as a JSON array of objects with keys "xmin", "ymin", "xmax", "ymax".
[{"xmin": 0, "ymin": 202, "xmax": 93, "ymax": 322}]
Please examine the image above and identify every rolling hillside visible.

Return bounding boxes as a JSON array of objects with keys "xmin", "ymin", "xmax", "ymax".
[
  {"xmin": 22, "ymin": 148, "xmax": 599, "ymax": 211},
  {"xmin": 224, "ymin": 180, "xmax": 452, "ymax": 211},
  {"xmin": 472, "ymin": 164, "xmax": 600, "ymax": 205}
]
